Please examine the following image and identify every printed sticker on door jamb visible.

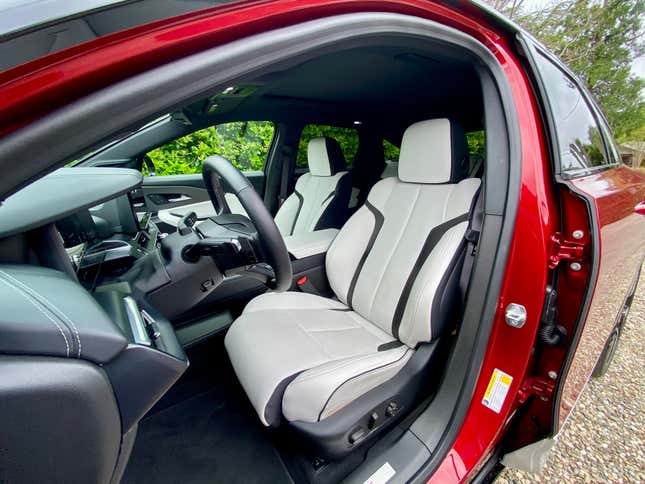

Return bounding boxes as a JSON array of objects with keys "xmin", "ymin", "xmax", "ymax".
[{"xmin": 482, "ymin": 368, "xmax": 513, "ymax": 413}]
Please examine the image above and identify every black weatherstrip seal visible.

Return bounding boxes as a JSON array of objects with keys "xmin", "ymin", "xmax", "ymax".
[
  {"xmin": 391, "ymin": 212, "xmax": 469, "ymax": 339},
  {"xmin": 347, "ymin": 200, "xmax": 384, "ymax": 306}
]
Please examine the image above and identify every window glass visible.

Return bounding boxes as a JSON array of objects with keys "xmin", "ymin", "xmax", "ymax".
[
  {"xmin": 383, "ymin": 139, "xmax": 400, "ymax": 162},
  {"xmin": 297, "ymin": 125, "xmax": 358, "ymax": 168},
  {"xmin": 535, "ymin": 54, "xmax": 609, "ymax": 173},
  {"xmin": 147, "ymin": 121, "xmax": 274, "ymax": 176},
  {"xmin": 466, "ymin": 131, "xmax": 485, "ymax": 158}
]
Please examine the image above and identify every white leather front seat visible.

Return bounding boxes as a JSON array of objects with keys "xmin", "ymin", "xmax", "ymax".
[
  {"xmin": 225, "ymin": 119, "xmax": 480, "ymax": 450},
  {"xmin": 274, "ymin": 137, "xmax": 352, "ymax": 236}
]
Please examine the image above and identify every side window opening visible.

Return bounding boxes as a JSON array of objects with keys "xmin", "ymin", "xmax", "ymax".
[
  {"xmin": 297, "ymin": 125, "xmax": 359, "ymax": 169},
  {"xmin": 383, "ymin": 139, "xmax": 400, "ymax": 162},
  {"xmin": 146, "ymin": 121, "xmax": 275, "ymax": 176},
  {"xmin": 466, "ymin": 130, "xmax": 486, "ymax": 177},
  {"xmin": 534, "ymin": 53, "xmax": 610, "ymax": 174}
]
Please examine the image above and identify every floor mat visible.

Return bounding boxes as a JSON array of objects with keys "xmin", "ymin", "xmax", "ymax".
[{"xmin": 121, "ymin": 351, "xmax": 292, "ymax": 484}]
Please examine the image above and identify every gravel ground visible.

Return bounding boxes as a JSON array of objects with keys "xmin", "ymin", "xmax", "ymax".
[{"xmin": 496, "ymin": 268, "xmax": 645, "ymax": 483}]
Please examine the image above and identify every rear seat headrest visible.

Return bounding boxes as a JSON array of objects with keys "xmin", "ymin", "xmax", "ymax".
[
  {"xmin": 398, "ymin": 118, "xmax": 468, "ymax": 184},
  {"xmin": 307, "ymin": 137, "xmax": 347, "ymax": 176}
]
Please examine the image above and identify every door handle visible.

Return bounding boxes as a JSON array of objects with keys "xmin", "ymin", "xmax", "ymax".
[{"xmin": 168, "ymin": 194, "xmax": 191, "ymax": 203}]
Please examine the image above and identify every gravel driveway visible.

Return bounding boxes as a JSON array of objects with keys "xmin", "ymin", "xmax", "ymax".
[{"xmin": 496, "ymin": 267, "xmax": 645, "ymax": 483}]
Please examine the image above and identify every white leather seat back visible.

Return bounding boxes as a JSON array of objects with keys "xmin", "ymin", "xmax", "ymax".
[
  {"xmin": 274, "ymin": 137, "xmax": 351, "ymax": 236},
  {"xmin": 326, "ymin": 119, "xmax": 479, "ymax": 347}
]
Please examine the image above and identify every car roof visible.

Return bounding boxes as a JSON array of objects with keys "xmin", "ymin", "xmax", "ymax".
[
  {"xmin": 0, "ymin": 0, "xmax": 238, "ymax": 71},
  {"xmin": 0, "ymin": 0, "xmax": 528, "ymax": 72}
]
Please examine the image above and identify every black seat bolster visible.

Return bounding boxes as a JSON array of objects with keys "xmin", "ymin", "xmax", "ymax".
[
  {"xmin": 287, "ymin": 339, "xmax": 449, "ymax": 459},
  {"xmin": 313, "ymin": 172, "xmax": 353, "ymax": 231}
]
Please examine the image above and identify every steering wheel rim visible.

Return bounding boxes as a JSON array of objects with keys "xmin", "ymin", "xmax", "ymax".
[{"xmin": 202, "ymin": 155, "xmax": 292, "ymax": 292}]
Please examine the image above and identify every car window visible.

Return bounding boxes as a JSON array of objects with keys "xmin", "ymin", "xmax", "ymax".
[
  {"xmin": 146, "ymin": 121, "xmax": 274, "ymax": 176},
  {"xmin": 383, "ymin": 139, "xmax": 400, "ymax": 162},
  {"xmin": 534, "ymin": 53, "xmax": 610, "ymax": 174},
  {"xmin": 297, "ymin": 125, "xmax": 358, "ymax": 169}
]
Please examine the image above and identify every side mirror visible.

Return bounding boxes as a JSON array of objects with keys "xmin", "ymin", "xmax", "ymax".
[
  {"xmin": 634, "ymin": 200, "xmax": 645, "ymax": 216},
  {"xmin": 142, "ymin": 155, "xmax": 156, "ymax": 176}
]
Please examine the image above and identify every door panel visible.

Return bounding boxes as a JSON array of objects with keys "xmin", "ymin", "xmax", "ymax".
[
  {"xmin": 141, "ymin": 171, "xmax": 263, "ymax": 224},
  {"xmin": 558, "ymin": 166, "xmax": 645, "ymax": 427}
]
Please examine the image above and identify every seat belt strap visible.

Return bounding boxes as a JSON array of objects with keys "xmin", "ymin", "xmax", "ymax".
[
  {"xmin": 278, "ymin": 148, "xmax": 292, "ymax": 206},
  {"xmin": 460, "ymin": 185, "xmax": 483, "ymax": 302}
]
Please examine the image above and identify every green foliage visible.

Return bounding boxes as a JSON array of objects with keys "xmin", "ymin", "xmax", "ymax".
[
  {"xmin": 296, "ymin": 125, "xmax": 359, "ymax": 168},
  {"xmin": 383, "ymin": 139, "xmax": 400, "ymax": 161},
  {"xmin": 147, "ymin": 121, "xmax": 274, "ymax": 175},
  {"xmin": 504, "ymin": 0, "xmax": 645, "ymax": 140},
  {"xmin": 466, "ymin": 131, "xmax": 486, "ymax": 158}
]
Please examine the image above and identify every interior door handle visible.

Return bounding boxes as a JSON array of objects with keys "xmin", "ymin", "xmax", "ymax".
[
  {"xmin": 147, "ymin": 193, "xmax": 191, "ymax": 205},
  {"xmin": 168, "ymin": 194, "xmax": 191, "ymax": 203}
]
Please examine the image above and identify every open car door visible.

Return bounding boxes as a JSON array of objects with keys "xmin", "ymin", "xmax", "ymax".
[{"xmin": 501, "ymin": 35, "xmax": 645, "ymax": 471}]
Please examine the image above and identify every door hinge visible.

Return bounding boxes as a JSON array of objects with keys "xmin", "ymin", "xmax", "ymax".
[
  {"xmin": 518, "ymin": 376, "xmax": 555, "ymax": 404},
  {"xmin": 548, "ymin": 232, "xmax": 585, "ymax": 269}
]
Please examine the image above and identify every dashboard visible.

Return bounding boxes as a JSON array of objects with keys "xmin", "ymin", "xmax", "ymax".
[{"xmin": 0, "ymin": 167, "xmax": 189, "ymax": 442}]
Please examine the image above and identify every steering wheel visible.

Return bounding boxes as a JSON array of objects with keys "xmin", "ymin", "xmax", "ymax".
[{"xmin": 198, "ymin": 155, "xmax": 292, "ymax": 292}]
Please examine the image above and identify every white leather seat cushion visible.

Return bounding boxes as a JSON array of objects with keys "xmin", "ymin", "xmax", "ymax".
[
  {"xmin": 326, "ymin": 176, "xmax": 480, "ymax": 346},
  {"xmin": 224, "ymin": 291, "xmax": 412, "ymax": 425}
]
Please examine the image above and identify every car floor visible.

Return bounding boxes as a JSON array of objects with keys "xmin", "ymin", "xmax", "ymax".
[{"xmin": 121, "ymin": 336, "xmax": 293, "ymax": 484}]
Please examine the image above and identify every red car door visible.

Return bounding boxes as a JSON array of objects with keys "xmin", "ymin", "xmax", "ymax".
[{"xmin": 525, "ymin": 39, "xmax": 645, "ymax": 434}]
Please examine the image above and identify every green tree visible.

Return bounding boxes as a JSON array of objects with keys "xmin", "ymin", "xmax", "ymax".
[
  {"xmin": 491, "ymin": 0, "xmax": 645, "ymax": 140},
  {"xmin": 147, "ymin": 121, "xmax": 274, "ymax": 175},
  {"xmin": 296, "ymin": 125, "xmax": 359, "ymax": 168}
]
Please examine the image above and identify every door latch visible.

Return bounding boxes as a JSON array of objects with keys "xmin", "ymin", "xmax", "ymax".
[
  {"xmin": 517, "ymin": 376, "xmax": 555, "ymax": 404},
  {"xmin": 548, "ymin": 232, "xmax": 585, "ymax": 269}
]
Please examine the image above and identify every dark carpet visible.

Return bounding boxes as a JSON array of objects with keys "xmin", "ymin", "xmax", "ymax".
[{"xmin": 121, "ymin": 342, "xmax": 292, "ymax": 484}]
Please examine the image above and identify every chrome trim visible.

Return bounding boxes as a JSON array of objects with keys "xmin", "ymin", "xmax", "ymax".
[{"xmin": 123, "ymin": 296, "xmax": 151, "ymax": 346}]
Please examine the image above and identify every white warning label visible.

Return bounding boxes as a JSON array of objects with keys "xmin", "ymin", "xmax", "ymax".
[{"xmin": 482, "ymin": 368, "xmax": 513, "ymax": 413}]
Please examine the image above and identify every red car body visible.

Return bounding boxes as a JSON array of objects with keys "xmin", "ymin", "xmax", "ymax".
[{"xmin": 0, "ymin": 1, "xmax": 643, "ymax": 482}]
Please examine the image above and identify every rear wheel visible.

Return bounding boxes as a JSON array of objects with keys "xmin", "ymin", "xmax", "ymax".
[{"xmin": 592, "ymin": 323, "xmax": 622, "ymax": 378}]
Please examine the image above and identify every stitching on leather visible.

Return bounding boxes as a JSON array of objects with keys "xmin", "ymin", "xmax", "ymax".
[
  {"xmin": 0, "ymin": 275, "xmax": 70, "ymax": 357},
  {"xmin": 0, "ymin": 269, "xmax": 82, "ymax": 357},
  {"xmin": 288, "ymin": 347, "xmax": 406, "ymax": 386},
  {"xmin": 317, "ymin": 348, "xmax": 411, "ymax": 421}
]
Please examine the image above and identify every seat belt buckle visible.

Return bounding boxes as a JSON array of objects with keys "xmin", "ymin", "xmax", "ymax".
[{"xmin": 296, "ymin": 275, "xmax": 320, "ymax": 295}]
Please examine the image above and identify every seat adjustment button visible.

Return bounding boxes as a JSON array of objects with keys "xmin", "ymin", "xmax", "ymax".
[
  {"xmin": 349, "ymin": 427, "xmax": 366, "ymax": 444},
  {"xmin": 368, "ymin": 412, "xmax": 379, "ymax": 429},
  {"xmin": 385, "ymin": 401, "xmax": 399, "ymax": 418}
]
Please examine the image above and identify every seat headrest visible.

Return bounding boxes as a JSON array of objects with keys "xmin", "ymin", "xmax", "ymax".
[
  {"xmin": 307, "ymin": 137, "xmax": 347, "ymax": 176},
  {"xmin": 398, "ymin": 119, "xmax": 468, "ymax": 184}
]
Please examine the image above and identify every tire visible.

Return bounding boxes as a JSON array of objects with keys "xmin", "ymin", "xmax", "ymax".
[{"xmin": 592, "ymin": 323, "xmax": 622, "ymax": 378}]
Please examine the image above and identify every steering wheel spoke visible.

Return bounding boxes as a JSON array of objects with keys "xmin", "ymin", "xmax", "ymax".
[{"xmin": 197, "ymin": 155, "xmax": 292, "ymax": 291}]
